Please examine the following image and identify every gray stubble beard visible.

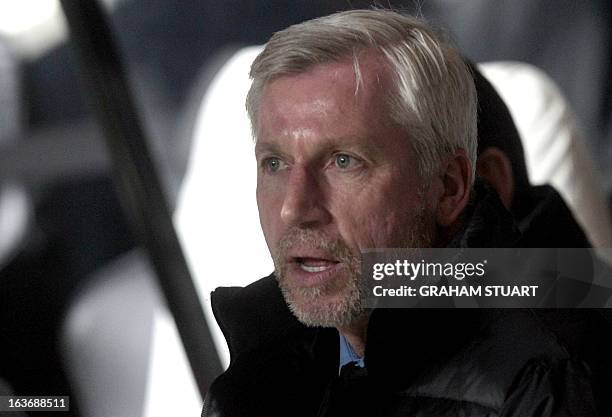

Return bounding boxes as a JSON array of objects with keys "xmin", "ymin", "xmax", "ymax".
[{"xmin": 273, "ymin": 204, "xmax": 432, "ymax": 328}]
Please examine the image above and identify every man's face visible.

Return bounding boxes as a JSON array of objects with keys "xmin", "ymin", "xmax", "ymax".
[{"xmin": 255, "ymin": 53, "xmax": 436, "ymax": 327}]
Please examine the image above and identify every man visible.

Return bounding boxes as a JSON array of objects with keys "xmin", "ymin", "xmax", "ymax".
[
  {"xmin": 472, "ymin": 64, "xmax": 593, "ymax": 249},
  {"xmin": 203, "ymin": 10, "xmax": 596, "ymax": 416}
]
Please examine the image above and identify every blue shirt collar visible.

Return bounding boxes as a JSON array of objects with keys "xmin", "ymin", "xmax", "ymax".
[{"xmin": 338, "ymin": 332, "xmax": 365, "ymax": 373}]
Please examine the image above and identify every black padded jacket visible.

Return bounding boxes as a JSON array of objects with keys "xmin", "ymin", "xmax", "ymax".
[{"xmin": 202, "ymin": 183, "xmax": 600, "ymax": 417}]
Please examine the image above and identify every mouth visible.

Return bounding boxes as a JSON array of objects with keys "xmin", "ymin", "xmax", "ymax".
[
  {"xmin": 286, "ymin": 255, "xmax": 344, "ymax": 288},
  {"xmin": 296, "ymin": 257, "xmax": 338, "ymax": 273}
]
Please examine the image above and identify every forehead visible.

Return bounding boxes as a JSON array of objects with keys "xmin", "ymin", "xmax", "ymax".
[{"xmin": 256, "ymin": 52, "xmax": 396, "ymax": 141}]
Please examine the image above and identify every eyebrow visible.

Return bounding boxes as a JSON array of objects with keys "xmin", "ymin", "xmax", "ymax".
[
  {"xmin": 255, "ymin": 135, "xmax": 382, "ymax": 158},
  {"xmin": 254, "ymin": 141, "xmax": 283, "ymax": 157},
  {"xmin": 324, "ymin": 135, "xmax": 380, "ymax": 155}
]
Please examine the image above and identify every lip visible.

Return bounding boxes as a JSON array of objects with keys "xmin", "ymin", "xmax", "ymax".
[{"xmin": 286, "ymin": 252, "xmax": 343, "ymax": 288}]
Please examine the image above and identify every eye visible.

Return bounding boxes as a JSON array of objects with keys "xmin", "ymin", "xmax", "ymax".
[
  {"xmin": 334, "ymin": 153, "xmax": 357, "ymax": 169},
  {"xmin": 263, "ymin": 157, "xmax": 285, "ymax": 173}
]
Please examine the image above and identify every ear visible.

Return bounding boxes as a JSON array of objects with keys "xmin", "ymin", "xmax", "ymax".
[
  {"xmin": 475, "ymin": 147, "xmax": 514, "ymax": 209},
  {"xmin": 434, "ymin": 150, "xmax": 473, "ymax": 227}
]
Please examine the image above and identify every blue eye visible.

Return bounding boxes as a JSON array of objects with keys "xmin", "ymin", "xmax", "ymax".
[
  {"xmin": 335, "ymin": 154, "xmax": 354, "ymax": 169},
  {"xmin": 264, "ymin": 157, "xmax": 283, "ymax": 172}
]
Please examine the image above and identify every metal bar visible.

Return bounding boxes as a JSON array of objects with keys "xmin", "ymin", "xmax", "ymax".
[{"xmin": 58, "ymin": 0, "xmax": 222, "ymax": 398}]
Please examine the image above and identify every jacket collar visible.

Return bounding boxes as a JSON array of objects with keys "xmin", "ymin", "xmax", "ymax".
[
  {"xmin": 517, "ymin": 184, "xmax": 591, "ymax": 248},
  {"xmin": 447, "ymin": 178, "xmax": 521, "ymax": 248}
]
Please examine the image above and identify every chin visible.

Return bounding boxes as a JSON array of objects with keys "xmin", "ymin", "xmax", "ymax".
[{"xmin": 279, "ymin": 278, "xmax": 365, "ymax": 328}]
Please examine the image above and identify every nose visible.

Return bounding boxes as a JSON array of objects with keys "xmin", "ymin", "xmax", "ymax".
[{"xmin": 280, "ymin": 167, "xmax": 330, "ymax": 228}]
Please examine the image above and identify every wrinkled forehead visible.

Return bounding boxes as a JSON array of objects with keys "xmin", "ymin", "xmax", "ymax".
[{"xmin": 256, "ymin": 51, "xmax": 395, "ymax": 135}]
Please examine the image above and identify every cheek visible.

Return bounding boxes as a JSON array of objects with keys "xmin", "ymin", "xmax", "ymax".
[
  {"xmin": 256, "ymin": 182, "xmax": 284, "ymax": 246},
  {"xmin": 332, "ymin": 187, "xmax": 398, "ymax": 247},
  {"xmin": 354, "ymin": 211, "xmax": 409, "ymax": 248},
  {"xmin": 333, "ymin": 182, "xmax": 422, "ymax": 249}
]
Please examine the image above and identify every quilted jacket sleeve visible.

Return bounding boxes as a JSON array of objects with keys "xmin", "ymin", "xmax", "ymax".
[{"xmin": 500, "ymin": 358, "xmax": 598, "ymax": 417}]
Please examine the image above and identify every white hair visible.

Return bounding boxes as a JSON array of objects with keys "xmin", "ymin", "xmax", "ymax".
[{"xmin": 246, "ymin": 9, "xmax": 477, "ymax": 181}]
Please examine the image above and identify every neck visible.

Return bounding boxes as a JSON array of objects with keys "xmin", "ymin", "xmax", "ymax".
[{"xmin": 336, "ymin": 313, "xmax": 369, "ymax": 357}]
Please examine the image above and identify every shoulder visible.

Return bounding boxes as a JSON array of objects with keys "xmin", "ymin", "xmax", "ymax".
[
  {"xmin": 206, "ymin": 275, "xmax": 337, "ymax": 417},
  {"xmin": 405, "ymin": 309, "xmax": 594, "ymax": 413},
  {"xmin": 210, "ymin": 274, "xmax": 303, "ymax": 360}
]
